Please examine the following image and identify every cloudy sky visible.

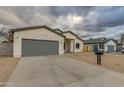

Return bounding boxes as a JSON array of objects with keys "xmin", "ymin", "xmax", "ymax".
[{"xmin": 0, "ymin": 6, "xmax": 124, "ymax": 39}]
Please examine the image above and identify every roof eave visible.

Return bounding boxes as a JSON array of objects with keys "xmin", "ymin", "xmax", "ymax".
[
  {"xmin": 63, "ymin": 31, "xmax": 83, "ymax": 42},
  {"xmin": 10, "ymin": 25, "xmax": 65, "ymax": 38}
]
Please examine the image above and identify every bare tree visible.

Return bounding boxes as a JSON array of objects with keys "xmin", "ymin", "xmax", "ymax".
[
  {"xmin": 120, "ymin": 34, "xmax": 124, "ymax": 45},
  {"xmin": 0, "ymin": 27, "xmax": 13, "ymax": 42}
]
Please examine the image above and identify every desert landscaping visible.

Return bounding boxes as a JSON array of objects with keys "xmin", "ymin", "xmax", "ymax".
[
  {"xmin": 0, "ymin": 52, "xmax": 124, "ymax": 86},
  {"xmin": 66, "ymin": 52, "xmax": 124, "ymax": 74},
  {"xmin": 0, "ymin": 57, "xmax": 19, "ymax": 86}
]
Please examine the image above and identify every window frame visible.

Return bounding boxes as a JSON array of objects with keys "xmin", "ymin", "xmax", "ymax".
[{"xmin": 76, "ymin": 43, "xmax": 80, "ymax": 49}]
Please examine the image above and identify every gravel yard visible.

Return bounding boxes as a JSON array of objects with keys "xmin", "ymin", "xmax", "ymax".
[
  {"xmin": 0, "ymin": 52, "xmax": 124, "ymax": 86},
  {"xmin": 0, "ymin": 57, "xmax": 19, "ymax": 86},
  {"xmin": 66, "ymin": 52, "xmax": 124, "ymax": 74}
]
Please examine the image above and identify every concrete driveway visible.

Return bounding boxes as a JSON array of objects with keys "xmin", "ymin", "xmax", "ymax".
[{"xmin": 6, "ymin": 55, "xmax": 124, "ymax": 87}]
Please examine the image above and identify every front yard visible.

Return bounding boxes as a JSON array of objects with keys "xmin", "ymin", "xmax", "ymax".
[
  {"xmin": 66, "ymin": 52, "xmax": 124, "ymax": 74},
  {"xmin": 0, "ymin": 52, "xmax": 124, "ymax": 86},
  {"xmin": 0, "ymin": 57, "xmax": 19, "ymax": 86}
]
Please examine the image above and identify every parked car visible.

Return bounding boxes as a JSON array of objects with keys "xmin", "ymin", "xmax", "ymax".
[{"xmin": 121, "ymin": 49, "xmax": 124, "ymax": 53}]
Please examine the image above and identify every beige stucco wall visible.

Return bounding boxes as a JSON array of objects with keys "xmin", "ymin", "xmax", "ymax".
[
  {"xmin": 70, "ymin": 40, "xmax": 75, "ymax": 52},
  {"xmin": 63, "ymin": 33, "xmax": 76, "ymax": 39},
  {"xmin": 75, "ymin": 38, "xmax": 83, "ymax": 52},
  {"xmin": 64, "ymin": 39, "xmax": 71, "ymax": 52},
  {"xmin": 13, "ymin": 28, "xmax": 64, "ymax": 57},
  {"xmin": 63, "ymin": 32, "xmax": 83, "ymax": 52}
]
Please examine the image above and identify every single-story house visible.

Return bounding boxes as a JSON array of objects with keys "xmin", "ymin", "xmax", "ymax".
[
  {"xmin": 84, "ymin": 38, "xmax": 116, "ymax": 52},
  {"xmin": 10, "ymin": 25, "xmax": 83, "ymax": 57},
  {"xmin": 62, "ymin": 31, "xmax": 83, "ymax": 53}
]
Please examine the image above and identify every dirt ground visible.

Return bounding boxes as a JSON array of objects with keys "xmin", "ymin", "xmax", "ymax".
[
  {"xmin": 0, "ymin": 57, "xmax": 19, "ymax": 86},
  {"xmin": 66, "ymin": 52, "xmax": 124, "ymax": 74},
  {"xmin": 0, "ymin": 53, "xmax": 123, "ymax": 86}
]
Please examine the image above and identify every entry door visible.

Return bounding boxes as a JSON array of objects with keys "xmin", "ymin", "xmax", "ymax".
[
  {"xmin": 22, "ymin": 39, "xmax": 59, "ymax": 57},
  {"xmin": 107, "ymin": 45, "xmax": 114, "ymax": 52}
]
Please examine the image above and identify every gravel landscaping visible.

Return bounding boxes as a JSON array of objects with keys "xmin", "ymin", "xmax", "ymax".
[
  {"xmin": 0, "ymin": 57, "xmax": 19, "ymax": 86},
  {"xmin": 66, "ymin": 52, "xmax": 124, "ymax": 74}
]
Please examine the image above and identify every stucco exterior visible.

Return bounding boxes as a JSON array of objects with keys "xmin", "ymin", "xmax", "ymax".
[
  {"xmin": 12, "ymin": 26, "xmax": 84, "ymax": 57},
  {"xmin": 84, "ymin": 39, "xmax": 116, "ymax": 52},
  {"xmin": 13, "ymin": 28, "xmax": 64, "ymax": 57},
  {"xmin": 64, "ymin": 39, "xmax": 75, "ymax": 52},
  {"xmin": 63, "ymin": 32, "xmax": 83, "ymax": 52},
  {"xmin": 63, "ymin": 33, "xmax": 76, "ymax": 39},
  {"xmin": 104, "ymin": 40, "xmax": 116, "ymax": 52},
  {"xmin": 75, "ymin": 38, "xmax": 83, "ymax": 52}
]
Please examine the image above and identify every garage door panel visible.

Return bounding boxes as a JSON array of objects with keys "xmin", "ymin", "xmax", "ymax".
[{"xmin": 22, "ymin": 39, "xmax": 59, "ymax": 57}]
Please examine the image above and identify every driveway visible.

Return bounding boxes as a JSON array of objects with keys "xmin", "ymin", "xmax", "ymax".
[{"xmin": 6, "ymin": 55, "xmax": 124, "ymax": 87}]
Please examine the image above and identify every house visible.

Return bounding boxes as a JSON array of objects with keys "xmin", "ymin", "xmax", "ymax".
[
  {"xmin": 62, "ymin": 31, "xmax": 83, "ymax": 53},
  {"xmin": 84, "ymin": 38, "xmax": 116, "ymax": 52},
  {"xmin": 11, "ymin": 25, "xmax": 83, "ymax": 57}
]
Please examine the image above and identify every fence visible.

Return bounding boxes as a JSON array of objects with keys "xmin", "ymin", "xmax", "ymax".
[{"xmin": 0, "ymin": 43, "xmax": 13, "ymax": 56}]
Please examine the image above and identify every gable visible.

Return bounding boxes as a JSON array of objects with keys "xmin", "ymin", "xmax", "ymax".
[
  {"xmin": 63, "ymin": 32, "xmax": 76, "ymax": 39},
  {"xmin": 76, "ymin": 38, "xmax": 83, "ymax": 43},
  {"xmin": 14, "ymin": 28, "xmax": 65, "ymax": 40},
  {"xmin": 105, "ymin": 40, "xmax": 116, "ymax": 45},
  {"xmin": 11, "ymin": 25, "xmax": 65, "ymax": 38}
]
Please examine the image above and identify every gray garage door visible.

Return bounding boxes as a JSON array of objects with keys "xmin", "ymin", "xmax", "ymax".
[
  {"xmin": 107, "ymin": 45, "xmax": 114, "ymax": 52},
  {"xmin": 22, "ymin": 39, "xmax": 59, "ymax": 57}
]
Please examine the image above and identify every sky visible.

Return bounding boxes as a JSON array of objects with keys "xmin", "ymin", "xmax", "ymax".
[{"xmin": 0, "ymin": 6, "xmax": 124, "ymax": 39}]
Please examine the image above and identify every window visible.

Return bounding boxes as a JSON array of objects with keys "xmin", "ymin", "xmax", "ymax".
[{"xmin": 76, "ymin": 43, "xmax": 80, "ymax": 49}]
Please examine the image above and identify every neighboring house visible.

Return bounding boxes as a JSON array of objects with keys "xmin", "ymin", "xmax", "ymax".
[
  {"xmin": 10, "ymin": 25, "xmax": 83, "ymax": 57},
  {"xmin": 84, "ymin": 38, "xmax": 116, "ymax": 52}
]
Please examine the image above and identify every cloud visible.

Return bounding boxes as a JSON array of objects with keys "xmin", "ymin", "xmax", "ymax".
[
  {"xmin": 49, "ymin": 6, "xmax": 94, "ymax": 17},
  {"xmin": 82, "ymin": 25, "xmax": 124, "ymax": 40},
  {"xmin": 0, "ymin": 6, "xmax": 55, "ymax": 27},
  {"xmin": 83, "ymin": 7, "xmax": 124, "ymax": 32},
  {"xmin": 0, "ymin": 8, "xmax": 28, "ymax": 27},
  {"xmin": 0, "ymin": 6, "xmax": 124, "ymax": 39}
]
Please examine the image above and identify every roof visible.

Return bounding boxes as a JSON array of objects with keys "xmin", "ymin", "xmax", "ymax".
[
  {"xmin": 84, "ymin": 38, "xmax": 116, "ymax": 44},
  {"xmin": 10, "ymin": 25, "xmax": 83, "ymax": 41},
  {"xmin": 54, "ymin": 29, "xmax": 63, "ymax": 33},
  {"xmin": 62, "ymin": 31, "xmax": 84, "ymax": 42},
  {"xmin": 10, "ymin": 25, "xmax": 65, "ymax": 38}
]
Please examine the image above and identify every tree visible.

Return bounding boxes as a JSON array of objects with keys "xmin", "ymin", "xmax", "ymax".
[
  {"xmin": 0, "ymin": 27, "xmax": 13, "ymax": 42},
  {"xmin": 120, "ymin": 34, "xmax": 124, "ymax": 45}
]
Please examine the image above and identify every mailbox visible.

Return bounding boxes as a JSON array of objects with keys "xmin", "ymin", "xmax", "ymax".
[{"xmin": 95, "ymin": 49, "xmax": 104, "ymax": 65}]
